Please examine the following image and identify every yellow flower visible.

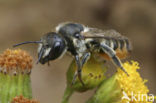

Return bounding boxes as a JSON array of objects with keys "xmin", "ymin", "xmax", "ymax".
[
  {"xmin": 86, "ymin": 61, "xmax": 155, "ymax": 103},
  {"xmin": 116, "ymin": 61, "xmax": 155, "ymax": 103}
]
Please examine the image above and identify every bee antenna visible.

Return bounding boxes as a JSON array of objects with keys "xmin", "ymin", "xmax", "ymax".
[{"xmin": 13, "ymin": 41, "xmax": 42, "ymax": 47}]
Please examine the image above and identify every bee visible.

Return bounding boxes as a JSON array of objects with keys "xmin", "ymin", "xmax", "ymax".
[{"xmin": 13, "ymin": 22, "xmax": 132, "ymax": 86}]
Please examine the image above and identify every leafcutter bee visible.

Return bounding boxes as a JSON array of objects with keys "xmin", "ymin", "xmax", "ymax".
[{"xmin": 13, "ymin": 22, "xmax": 132, "ymax": 86}]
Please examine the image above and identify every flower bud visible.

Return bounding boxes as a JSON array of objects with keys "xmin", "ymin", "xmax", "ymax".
[
  {"xmin": 66, "ymin": 56, "xmax": 107, "ymax": 92},
  {"xmin": 11, "ymin": 95, "xmax": 39, "ymax": 103},
  {"xmin": 62, "ymin": 56, "xmax": 107, "ymax": 103},
  {"xmin": 0, "ymin": 49, "xmax": 33, "ymax": 103}
]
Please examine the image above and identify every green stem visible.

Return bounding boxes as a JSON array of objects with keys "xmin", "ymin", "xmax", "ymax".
[
  {"xmin": 0, "ymin": 73, "xmax": 4, "ymax": 92},
  {"xmin": 62, "ymin": 85, "xmax": 74, "ymax": 103},
  {"xmin": 17, "ymin": 74, "xmax": 24, "ymax": 96},
  {"xmin": 9, "ymin": 75, "xmax": 18, "ymax": 101},
  {"xmin": 0, "ymin": 73, "xmax": 32, "ymax": 103},
  {"xmin": 1, "ymin": 74, "xmax": 11, "ymax": 103},
  {"xmin": 23, "ymin": 74, "xmax": 32, "ymax": 99}
]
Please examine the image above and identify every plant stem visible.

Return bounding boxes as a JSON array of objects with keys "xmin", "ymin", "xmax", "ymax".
[
  {"xmin": 62, "ymin": 86, "xmax": 74, "ymax": 103},
  {"xmin": 0, "ymin": 73, "xmax": 32, "ymax": 103}
]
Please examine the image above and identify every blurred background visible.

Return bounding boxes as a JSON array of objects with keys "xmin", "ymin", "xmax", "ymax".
[{"xmin": 0, "ymin": 0, "xmax": 156, "ymax": 102}]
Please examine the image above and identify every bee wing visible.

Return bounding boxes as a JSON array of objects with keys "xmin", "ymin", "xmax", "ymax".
[{"xmin": 82, "ymin": 27, "xmax": 124, "ymax": 39}]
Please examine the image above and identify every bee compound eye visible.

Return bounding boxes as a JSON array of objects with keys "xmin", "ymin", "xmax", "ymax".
[{"xmin": 74, "ymin": 33, "xmax": 81, "ymax": 38}]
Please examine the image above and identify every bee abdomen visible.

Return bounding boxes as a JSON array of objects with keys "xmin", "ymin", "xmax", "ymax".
[
  {"xmin": 110, "ymin": 38, "xmax": 131, "ymax": 51},
  {"xmin": 103, "ymin": 38, "xmax": 132, "ymax": 59},
  {"xmin": 111, "ymin": 38, "xmax": 118, "ymax": 50},
  {"xmin": 125, "ymin": 39, "xmax": 132, "ymax": 52}
]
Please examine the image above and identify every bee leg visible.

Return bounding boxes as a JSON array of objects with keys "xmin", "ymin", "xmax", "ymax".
[
  {"xmin": 72, "ymin": 55, "xmax": 85, "ymax": 86},
  {"xmin": 81, "ymin": 52, "xmax": 91, "ymax": 67},
  {"xmin": 71, "ymin": 72, "xmax": 78, "ymax": 86},
  {"xmin": 71, "ymin": 53, "xmax": 90, "ymax": 86},
  {"xmin": 100, "ymin": 44, "xmax": 129, "ymax": 76},
  {"xmin": 47, "ymin": 61, "xmax": 50, "ymax": 66}
]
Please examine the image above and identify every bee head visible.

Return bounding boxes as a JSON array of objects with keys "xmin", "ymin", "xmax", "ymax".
[
  {"xmin": 56, "ymin": 23, "xmax": 84, "ymax": 40},
  {"xmin": 13, "ymin": 32, "xmax": 66, "ymax": 64},
  {"xmin": 38, "ymin": 32, "xmax": 66, "ymax": 64}
]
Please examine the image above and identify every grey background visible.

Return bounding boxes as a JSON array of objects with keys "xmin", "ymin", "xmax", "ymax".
[{"xmin": 0, "ymin": 0, "xmax": 155, "ymax": 103}]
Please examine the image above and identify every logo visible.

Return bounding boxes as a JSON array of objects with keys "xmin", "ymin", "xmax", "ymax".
[{"xmin": 122, "ymin": 91, "xmax": 155, "ymax": 103}]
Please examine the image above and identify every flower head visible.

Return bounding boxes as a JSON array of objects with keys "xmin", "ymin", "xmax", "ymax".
[
  {"xmin": 116, "ymin": 61, "xmax": 154, "ymax": 103},
  {"xmin": 11, "ymin": 95, "xmax": 39, "ymax": 103},
  {"xmin": 0, "ymin": 49, "xmax": 33, "ymax": 75},
  {"xmin": 86, "ymin": 61, "xmax": 155, "ymax": 103}
]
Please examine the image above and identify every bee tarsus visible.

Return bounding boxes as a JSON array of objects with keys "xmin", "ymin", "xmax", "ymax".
[
  {"xmin": 81, "ymin": 52, "xmax": 91, "ymax": 67},
  {"xmin": 74, "ymin": 55, "xmax": 85, "ymax": 86}
]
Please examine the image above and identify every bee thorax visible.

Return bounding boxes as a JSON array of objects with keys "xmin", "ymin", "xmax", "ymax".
[{"xmin": 73, "ymin": 39, "xmax": 87, "ymax": 56}]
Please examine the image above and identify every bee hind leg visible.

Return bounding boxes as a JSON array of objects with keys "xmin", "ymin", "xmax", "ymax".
[{"xmin": 100, "ymin": 44, "xmax": 129, "ymax": 76}]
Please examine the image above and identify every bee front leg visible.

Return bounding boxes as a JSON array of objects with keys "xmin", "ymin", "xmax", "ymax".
[
  {"xmin": 72, "ymin": 55, "xmax": 85, "ymax": 86},
  {"xmin": 71, "ymin": 53, "xmax": 90, "ymax": 86},
  {"xmin": 100, "ymin": 44, "xmax": 129, "ymax": 76},
  {"xmin": 81, "ymin": 52, "xmax": 91, "ymax": 67}
]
